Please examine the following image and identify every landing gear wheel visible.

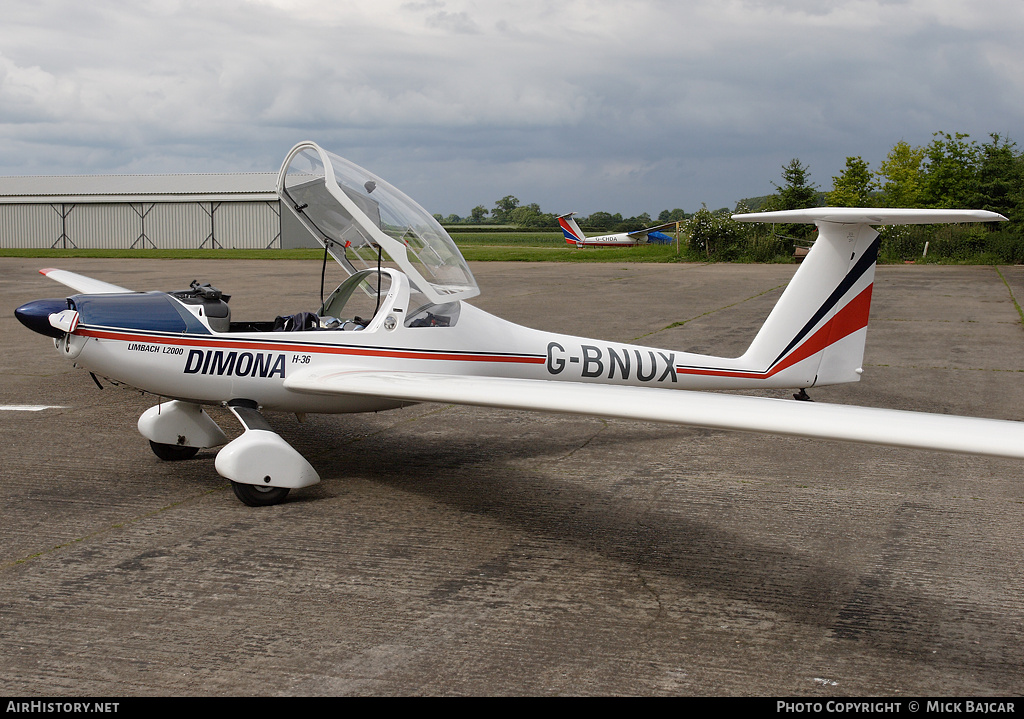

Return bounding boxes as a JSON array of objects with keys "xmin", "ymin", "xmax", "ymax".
[
  {"xmin": 231, "ymin": 481, "xmax": 290, "ymax": 507},
  {"xmin": 149, "ymin": 440, "xmax": 200, "ymax": 461}
]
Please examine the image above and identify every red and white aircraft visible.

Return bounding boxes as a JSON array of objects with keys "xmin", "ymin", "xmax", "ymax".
[
  {"xmin": 558, "ymin": 212, "xmax": 677, "ymax": 247},
  {"xmin": 15, "ymin": 141, "xmax": 1019, "ymax": 506}
]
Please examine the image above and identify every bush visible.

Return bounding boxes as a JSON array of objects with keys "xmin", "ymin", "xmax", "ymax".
[
  {"xmin": 879, "ymin": 225, "xmax": 926, "ymax": 262},
  {"xmin": 687, "ymin": 206, "xmax": 744, "ymax": 260},
  {"xmin": 982, "ymin": 230, "xmax": 1024, "ymax": 263},
  {"xmin": 878, "ymin": 224, "xmax": 1024, "ymax": 263},
  {"xmin": 926, "ymin": 225, "xmax": 988, "ymax": 261},
  {"xmin": 738, "ymin": 232, "xmax": 792, "ymax": 263}
]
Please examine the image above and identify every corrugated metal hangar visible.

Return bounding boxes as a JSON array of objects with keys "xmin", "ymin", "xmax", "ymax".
[{"xmin": 0, "ymin": 173, "xmax": 317, "ymax": 250}]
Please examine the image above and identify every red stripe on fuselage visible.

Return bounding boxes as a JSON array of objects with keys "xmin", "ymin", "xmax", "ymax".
[
  {"xmin": 75, "ymin": 327, "xmax": 546, "ymax": 365},
  {"xmin": 574, "ymin": 241, "xmax": 634, "ymax": 246}
]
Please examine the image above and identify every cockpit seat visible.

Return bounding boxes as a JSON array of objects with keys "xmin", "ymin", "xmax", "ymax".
[
  {"xmin": 273, "ymin": 312, "xmax": 320, "ymax": 332},
  {"xmin": 170, "ymin": 281, "xmax": 231, "ymax": 333}
]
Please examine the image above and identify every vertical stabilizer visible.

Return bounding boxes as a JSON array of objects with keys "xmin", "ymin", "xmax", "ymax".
[
  {"xmin": 738, "ymin": 221, "xmax": 879, "ymax": 387},
  {"xmin": 558, "ymin": 213, "xmax": 586, "ymax": 246}
]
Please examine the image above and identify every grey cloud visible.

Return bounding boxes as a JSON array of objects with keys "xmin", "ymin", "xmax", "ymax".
[
  {"xmin": 425, "ymin": 11, "xmax": 481, "ymax": 34},
  {"xmin": 0, "ymin": 0, "xmax": 1021, "ymax": 216}
]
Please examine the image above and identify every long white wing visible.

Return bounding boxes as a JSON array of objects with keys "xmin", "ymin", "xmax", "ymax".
[
  {"xmin": 285, "ymin": 370, "xmax": 1024, "ymax": 460},
  {"xmin": 39, "ymin": 268, "xmax": 133, "ymax": 294}
]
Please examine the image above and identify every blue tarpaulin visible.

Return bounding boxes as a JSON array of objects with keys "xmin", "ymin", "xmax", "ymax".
[{"xmin": 646, "ymin": 230, "xmax": 674, "ymax": 244}]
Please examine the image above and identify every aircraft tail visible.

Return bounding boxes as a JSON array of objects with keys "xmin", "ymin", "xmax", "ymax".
[
  {"xmin": 731, "ymin": 208, "xmax": 1006, "ymax": 388},
  {"xmin": 558, "ymin": 213, "xmax": 586, "ymax": 246}
]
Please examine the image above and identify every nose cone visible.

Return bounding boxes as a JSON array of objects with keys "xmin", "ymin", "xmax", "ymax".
[{"xmin": 15, "ymin": 298, "xmax": 71, "ymax": 338}]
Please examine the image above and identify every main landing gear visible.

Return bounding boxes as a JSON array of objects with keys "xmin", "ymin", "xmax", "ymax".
[{"xmin": 138, "ymin": 399, "xmax": 320, "ymax": 506}]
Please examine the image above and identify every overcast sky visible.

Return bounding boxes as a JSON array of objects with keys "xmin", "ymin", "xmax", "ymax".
[{"xmin": 1, "ymin": 0, "xmax": 1022, "ymax": 217}]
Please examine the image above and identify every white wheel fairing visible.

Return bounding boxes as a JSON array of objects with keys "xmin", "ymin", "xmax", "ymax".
[
  {"xmin": 215, "ymin": 429, "xmax": 320, "ymax": 489},
  {"xmin": 138, "ymin": 401, "xmax": 229, "ymax": 448}
]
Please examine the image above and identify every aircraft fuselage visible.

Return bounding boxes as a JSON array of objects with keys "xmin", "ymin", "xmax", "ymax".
[{"xmin": 45, "ymin": 288, "xmax": 830, "ymax": 415}]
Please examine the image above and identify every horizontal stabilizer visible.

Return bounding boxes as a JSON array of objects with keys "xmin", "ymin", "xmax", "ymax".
[
  {"xmin": 732, "ymin": 208, "xmax": 1007, "ymax": 225},
  {"xmin": 39, "ymin": 268, "xmax": 133, "ymax": 295},
  {"xmin": 285, "ymin": 370, "xmax": 1024, "ymax": 460}
]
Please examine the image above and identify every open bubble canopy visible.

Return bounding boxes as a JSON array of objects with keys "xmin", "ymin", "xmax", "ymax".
[{"xmin": 277, "ymin": 142, "xmax": 479, "ymax": 305}]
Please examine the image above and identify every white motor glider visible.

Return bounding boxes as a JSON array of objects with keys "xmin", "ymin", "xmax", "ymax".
[
  {"xmin": 15, "ymin": 141, "xmax": 1016, "ymax": 506},
  {"xmin": 558, "ymin": 212, "xmax": 677, "ymax": 247}
]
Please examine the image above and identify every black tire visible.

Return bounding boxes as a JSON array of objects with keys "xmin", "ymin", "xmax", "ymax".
[
  {"xmin": 149, "ymin": 440, "xmax": 200, "ymax": 461},
  {"xmin": 231, "ymin": 481, "xmax": 290, "ymax": 507}
]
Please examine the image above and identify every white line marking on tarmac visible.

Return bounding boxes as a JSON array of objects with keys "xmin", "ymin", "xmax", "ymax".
[{"xmin": 0, "ymin": 405, "xmax": 67, "ymax": 411}]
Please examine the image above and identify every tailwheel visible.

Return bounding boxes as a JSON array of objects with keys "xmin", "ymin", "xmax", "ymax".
[
  {"xmin": 149, "ymin": 440, "xmax": 200, "ymax": 461},
  {"xmin": 231, "ymin": 481, "xmax": 290, "ymax": 507}
]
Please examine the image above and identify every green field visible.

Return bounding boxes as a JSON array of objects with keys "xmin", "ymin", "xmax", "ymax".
[
  {"xmin": 0, "ymin": 232, "xmax": 689, "ymax": 263},
  {"xmin": 458, "ymin": 243, "xmax": 683, "ymax": 262},
  {"xmin": 448, "ymin": 231, "xmax": 565, "ymax": 245},
  {"xmin": 8, "ymin": 228, "xmax": 1018, "ymax": 264}
]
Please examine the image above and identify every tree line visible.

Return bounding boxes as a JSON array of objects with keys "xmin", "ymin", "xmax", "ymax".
[
  {"xmin": 438, "ymin": 131, "xmax": 1024, "ymax": 262},
  {"xmin": 435, "ymin": 195, "xmax": 670, "ymax": 233},
  {"xmin": 717, "ymin": 131, "xmax": 1024, "ymax": 262}
]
